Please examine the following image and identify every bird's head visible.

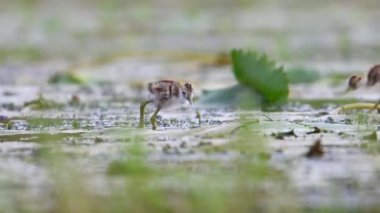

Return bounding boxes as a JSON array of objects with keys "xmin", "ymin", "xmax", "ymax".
[
  {"xmin": 181, "ymin": 83, "xmax": 194, "ymax": 104},
  {"xmin": 345, "ymin": 75, "xmax": 363, "ymax": 94}
]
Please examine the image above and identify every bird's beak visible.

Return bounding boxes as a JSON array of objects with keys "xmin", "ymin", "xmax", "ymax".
[
  {"xmin": 344, "ymin": 87, "xmax": 353, "ymax": 95},
  {"xmin": 188, "ymin": 98, "xmax": 192, "ymax": 105}
]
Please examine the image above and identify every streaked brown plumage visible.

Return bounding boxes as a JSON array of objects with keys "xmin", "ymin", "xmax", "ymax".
[
  {"xmin": 139, "ymin": 80, "xmax": 194, "ymax": 130},
  {"xmin": 347, "ymin": 75, "xmax": 362, "ymax": 90},
  {"xmin": 346, "ymin": 64, "xmax": 380, "ymax": 111},
  {"xmin": 366, "ymin": 64, "xmax": 380, "ymax": 87},
  {"xmin": 346, "ymin": 64, "xmax": 380, "ymax": 92}
]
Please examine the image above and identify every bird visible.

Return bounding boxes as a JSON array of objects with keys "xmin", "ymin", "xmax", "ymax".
[
  {"xmin": 139, "ymin": 80, "xmax": 195, "ymax": 130},
  {"xmin": 345, "ymin": 64, "xmax": 380, "ymax": 110},
  {"xmin": 346, "ymin": 64, "xmax": 380, "ymax": 92}
]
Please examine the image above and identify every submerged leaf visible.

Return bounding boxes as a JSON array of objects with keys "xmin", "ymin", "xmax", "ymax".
[
  {"xmin": 231, "ymin": 49, "xmax": 289, "ymax": 103},
  {"xmin": 198, "ymin": 84, "xmax": 264, "ymax": 108}
]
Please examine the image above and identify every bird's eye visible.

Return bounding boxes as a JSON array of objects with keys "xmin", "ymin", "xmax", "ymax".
[{"xmin": 182, "ymin": 91, "xmax": 186, "ymax": 96}]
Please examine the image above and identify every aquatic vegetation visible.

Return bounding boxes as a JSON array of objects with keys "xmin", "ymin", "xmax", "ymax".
[
  {"xmin": 363, "ymin": 131, "xmax": 377, "ymax": 141},
  {"xmin": 287, "ymin": 67, "xmax": 321, "ymax": 84},
  {"xmin": 71, "ymin": 119, "xmax": 81, "ymax": 129},
  {"xmin": 0, "ymin": 47, "xmax": 44, "ymax": 63},
  {"xmin": 73, "ymin": 122, "xmax": 299, "ymax": 212},
  {"xmin": 48, "ymin": 72, "xmax": 87, "ymax": 85},
  {"xmin": 332, "ymin": 103, "xmax": 380, "ymax": 114},
  {"xmin": 200, "ymin": 50, "xmax": 289, "ymax": 108},
  {"xmin": 26, "ymin": 117, "xmax": 64, "ymax": 130},
  {"xmin": 0, "ymin": 132, "xmax": 82, "ymax": 143},
  {"xmin": 200, "ymin": 84, "xmax": 264, "ymax": 108},
  {"xmin": 232, "ymin": 50, "xmax": 288, "ymax": 102},
  {"xmin": 1, "ymin": 1, "xmax": 380, "ymax": 211},
  {"xmin": 24, "ymin": 94, "xmax": 63, "ymax": 110}
]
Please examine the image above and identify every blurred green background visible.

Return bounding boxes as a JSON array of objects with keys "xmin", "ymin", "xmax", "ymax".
[{"xmin": 1, "ymin": 0, "xmax": 380, "ymax": 66}]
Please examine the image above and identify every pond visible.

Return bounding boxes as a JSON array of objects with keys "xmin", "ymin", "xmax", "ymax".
[{"xmin": 1, "ymin": 0, "xmax": 380, "ymax": 212}]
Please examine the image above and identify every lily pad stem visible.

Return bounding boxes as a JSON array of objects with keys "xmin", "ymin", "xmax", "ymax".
[{"xmin": 331, "ymin": 102, "xmax": 380, "ymax": 114}]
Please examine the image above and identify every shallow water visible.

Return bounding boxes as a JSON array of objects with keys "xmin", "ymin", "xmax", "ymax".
[
  {"xmin": 1, "ymin": 0, "xmax": 380, "ymax": 212},
  {"xmin": 1, "ymin": 56, "xmax": 380, "ymax": 210}
]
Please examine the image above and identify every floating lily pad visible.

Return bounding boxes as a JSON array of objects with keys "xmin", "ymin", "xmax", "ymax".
[
  {"xmin": 199, "ymin": 50, "xmax": 289, "ymax": 107},
  {"xmin": 231, "ymin": 49, "xmax": 289, "ymax": 103}
]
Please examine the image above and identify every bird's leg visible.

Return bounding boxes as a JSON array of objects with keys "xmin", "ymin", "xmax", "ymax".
[
  {"xmin": 139, "ymin": 100, "xmax": 152, "ymax": 128},
  {"xmin": 150, "ymin": 106, "xmax": 161, "ymax": 130},
  {"xmin": 195, "ymin": 110, "xmax": 201, "ymax": 126}
]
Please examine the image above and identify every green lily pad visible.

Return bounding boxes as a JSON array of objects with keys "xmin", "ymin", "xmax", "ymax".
[
  {"xmin": 199, "ymin": 49, "xmax": 289, "ymax": 107},
  {"xmin": 231, "ymin": 49, "xmax": 289, "ymax": 103}
]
